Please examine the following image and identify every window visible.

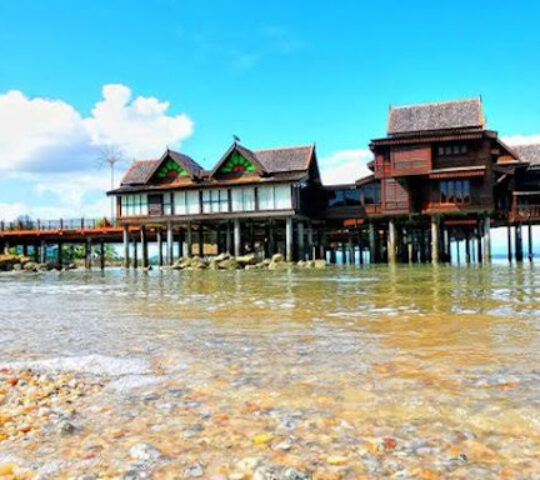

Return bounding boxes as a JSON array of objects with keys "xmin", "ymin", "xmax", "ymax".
[
  {"xmin": 438, "ymin": 144, "xmax": 468, "ymax": 156},
  {"xmin": 120, "ymin": 194, "xmax": 148, "ymax": 216},
  {"xmin": 173, "ymin": 191, "xmax": 187, "ymax": 215},
  {"xmin": 186, "ymin": 191, "xmax": 200, "ymax": 214},
  {"xmin": 328, "ymin": 190, "xmax": 346, "ymax": 208},
  {"xmin": 438, "ymin": 180, "xmax": 471, "ymax": 205},
  {"xmin": 231, "ymin": 187, "xmax": 256, "ymax": 212},
  {"xmin": 202, "ymin": 190, "xmax": 229, "ymax": 213},
  {"xmin": 362, "ymin": 184, "xmax": 381, "ymax": 205},
  {"xmin": 257, "ymin": 185, "xmax": 292, "ymax": 210},
  {"xmin": 163, "ymin": 193, "xmax": 173, "ymax": 215}
]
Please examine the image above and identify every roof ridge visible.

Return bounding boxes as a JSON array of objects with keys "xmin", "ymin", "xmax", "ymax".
[
  {"xmin": 254, "ymin": 144, "xmax": 312, "ymax": 153},
  {"xmin": 390, "ymin": 97, "xmax": 481, "ymax": 111}
]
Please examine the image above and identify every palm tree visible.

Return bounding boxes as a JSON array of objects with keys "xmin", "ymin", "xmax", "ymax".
[{"xmin": 98, "ymin": 145, "xmax": 124, "ymax": 219}]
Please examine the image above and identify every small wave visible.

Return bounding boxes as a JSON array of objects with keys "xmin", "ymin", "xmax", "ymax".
[{"xmin": 1, "ymin": 354, "xmax": 151, "ymax": 376}]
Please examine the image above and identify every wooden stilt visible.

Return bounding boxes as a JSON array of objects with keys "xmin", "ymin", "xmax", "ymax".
[
  {"xmin": 186, "ymin": 222, "xmax": 193, "ymax": 258},
  {"xmin": 285, "ymin": 217, "xmax": 293, "ymax": 262},
  {"xmin": 100, "ymin": 239, "xmax": 105, "ymax": 270},
  {"xmin": 368, "ymin": 223, "xmax": 376, "ymax": 264},
  {"xmin": 431, "ymin": 216, "xmax": 439, "ymax": 264},
  {"xmin": 57, "ymin": 241, "xmax": 63, "ymax": 267},
  {"xmin": 133, "ymin": 235, "xmax": 138, "ymax": 269},
  {"xmin": 515, "ymin": 223, "xmax": 523, "ymax": 262},
  {"xmin": 483, "ymin": 217, "xmax": 491, "ymax": 264},
  {"xmin": 507, "ymin": 224, "xmax": 513, "ymax": 263},
  {"xmin": 465, "ymin": 231, "xmax": 471, "ymax": 264},
  {"xmin": 123, "ymin": 225, "xmax": 130, "ymax": 268},
  {"xmin": 198, "ymin": 224, "xmax": 204, "ymax": 257},
  {"xmin": 166, "ymin": 223, "xmax": 174, "ymax": 264},
  {"xmin": 85, "ymin": 238, "xmax": 92, "ymax": 270},
  {"xmin": 234, "ymin": 219, "xmax": 241, "ymax": 257},
  {"xmin": 141, "ymin": 226, "xmax": 148, "ymax": 268},
  {"xmin": 156, "ymin": 228, "xmax": 163, "ymax": 267},
  {"xmin": 528, "ymin": 221, "xmax": 533, "ymax": 262},
  {"xmin": 387, "ymin": 219, "xmax": 396, "ymax": 264}
]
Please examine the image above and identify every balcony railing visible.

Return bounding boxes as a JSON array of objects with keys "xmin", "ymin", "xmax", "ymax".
[{"xmin": 0, "ymin": 218, "xmax": 118, "ymax": 232}]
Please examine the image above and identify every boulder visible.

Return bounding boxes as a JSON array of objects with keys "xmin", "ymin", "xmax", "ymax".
[
  {"xmin": 271, "ymin": 253, "xmax": 284, "ymax": 263},
  {"xmin": 314, "ymin": 259, "xmax": 327, "ymax": 269},
  {"xmin": 297, "ymin": 260, "xmax": 306, "ymax": 268},
  {"xmin": 172, "ymin": 257, "xmax": 191, "ymax": 270},
  {"xmin": 0, "ymin": 254, "xmax": 20, "ymax": 271},
  {"xmin": 23, "ymin": 261, "xmax": 40, "ymax": 272},
  {"xmin": 214, "ymin": 252, "xmax": 231, "ymax": 262},
  {"xmin": 188, "ymin": 256, "xmax": 208, "ymax": 269},
  {"xmin": 217, "ymin": 258, "xmax": 239, "ymax": 270},
  {"xmin": 235, "ymin": 253, "xmax": 258, "ymax": 266},
  {"xmin": 268, "ymin": 260, "xmax": 289, "ymax": 270}
]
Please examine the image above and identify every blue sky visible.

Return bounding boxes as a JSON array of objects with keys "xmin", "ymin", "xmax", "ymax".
[{"xmin": 0, "ymin": 0, "xmax": 539, "ymax": 251}]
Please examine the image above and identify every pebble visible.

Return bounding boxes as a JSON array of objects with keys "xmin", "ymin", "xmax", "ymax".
[
  {"xmin": 129, "ymin": 443, "xmax": 162, "ymax": 462},
  {"xmin": 184, "ymin": 464, "xmax": 204, "ymax": 477},
  {"xmin": 57, "ymin": 420, "xmax": 76, "ymax": 435}
]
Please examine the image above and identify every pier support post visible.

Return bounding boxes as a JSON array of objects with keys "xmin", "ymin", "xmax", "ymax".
[
  {"xmin": 133, "ymin": 234, "xmax": 138, "ymax": 269},
  {"xmin": 123, "ymin": 225, "xmax": 130, "ymax": 268},
  {"xmin": 347, "ymin": 236, "xmax": 354, "ymax": 265},
  {"xmin": 34, "ymin": 243, "xmax": 39, "ymax": 262},
  {"xmin": 528, "ymin": 222, "xmax": 533, "ymax": 262},
  {"xmin": 233, "ymin": 219, "xmax": 241, "ymax": 257},
  {"xmin": 285, "ymin": 217, "xmax": 293, "ymax": 262},
  {"xmin": 198, "ymin": 224, "xmax": 204, "ymax": 257},
  {"xmin": 307, "ymin": 224, "xmax": 315, "ymax": 260},
  {"xmin": 465, "ymin": 232, "xmax": 471, "ymax": 264},
  {"xmin": 297, "ymin": 221, "xmax": 305, "ymax": 261},
  {"xmin": 156, "ymin": 228, "xmax": 163, "ymax": 267},
  {"xmin": 85, "ymin": 238, "xmax": 92, "ymax": 270},
  {"xmin": 186, "ymin": 222, "xmax": 193, "ymax": 258},
  {"xmin": 40, "ymin": 240, "xmax": 46, "ymax": 264},
  {"xmin": 166, "ymin": 223, "xmax": 173, "ymax": 264},
  {"xmin": 431, "ymin": 216, "xmax": 439, "ymax": 264},
  {"xmin": 225, "ymin": 222, "xmax": 232, "ymax": 255},
  {"xmin": 268, "ymin": 221, "xmax": 276, "ymax": 257},
  {"xmin": 515, "ymin": 223, "xmax": 523, "ymax": 262},
  {"xmin": 507, "ymin": 224, "xmax": 513, "ymax": 263},
  {"xmin": 22, "ymin": 244, "xmax": 28, "ymax": 257},
  {"xmin": 476, "ymin": 226, "xmax": 483, "ymax": 264},
  {"xmin": 141, "ymin": 226, "xmax": 148, "ymax": 268},
  {"xmin": 387, "ymin": 219, "xmax": 397, "ymax": 264},
  {"xmin": 57, "ymin": 241, "xmax": 63, "ymax": 268},
  {"xmin": 178, "ymin": 228, "xmax": 185, "ymax": 258},
  {"xmin": 368, "ymin": 223, "xmax": 376, "ymax": 264},
  {"xmin": 99, "ymin": 239, "xmax": 105, "ymax": 271},
  {"xmin": 483, "ymin": 216, "xmax": 491, "ymax": 264}
]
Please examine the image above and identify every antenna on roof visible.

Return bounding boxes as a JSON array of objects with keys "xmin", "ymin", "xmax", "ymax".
[{"xmin": 233, "ymin": 135, "xmax": 241, "ymax": 144}]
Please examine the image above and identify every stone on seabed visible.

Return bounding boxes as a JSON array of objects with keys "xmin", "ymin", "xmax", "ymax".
[
  {"xmin": 271, "ymin": 253, "xmax": 284, "ymax": 263},
  {"xmin": 129, "ymin": 442, "xmax": 162, "ymax": 462}
]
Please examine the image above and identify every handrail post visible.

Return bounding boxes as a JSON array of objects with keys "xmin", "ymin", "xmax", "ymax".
[
  {"xmin": 81, "ymin": 217, "xmax": 84, "ymax": 229},
  {"xmin": 60, "ymin": 218, "xmax": 64, "ymax": 230}
]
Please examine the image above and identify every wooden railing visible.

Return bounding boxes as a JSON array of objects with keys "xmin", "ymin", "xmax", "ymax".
[
  {"xmin": 515, "ymin": 205, "xmax": 540, "ymax": 219},
  {"xmin": 0, "ymin": 218, "xmax": 118, "ymax": 232}
]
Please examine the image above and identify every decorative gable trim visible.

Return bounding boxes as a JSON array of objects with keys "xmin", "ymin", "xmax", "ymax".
[{"xmin": 210, "ymin": 143, "xmax": 267, "ymax": 178}]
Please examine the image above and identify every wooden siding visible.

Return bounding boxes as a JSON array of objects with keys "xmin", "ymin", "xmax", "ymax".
[
  {"xmin": 382, "ymin": 178, "xmax": 410, "ymax": 212},
  {"xmin": 390, "ymin": 145, "xmax": 431, "ymax": 176}
]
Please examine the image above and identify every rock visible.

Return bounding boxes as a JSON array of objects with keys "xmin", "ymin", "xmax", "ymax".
[
  {"xmin": 297, "ymin": 260, "xmax": 306, "ymax": 267},
  {"xmin": 273, "ymin": 439, "xmax": 292, "ymax": 451},
  {"xmin": 268, "ymin": 261, "xmax": 289, "ymax": 270},
  {"xmin": 214, "ymin": 253, "xmax": 231, "ymax": 262},
  {"xmin": 184, "ymin": 464, "xmax": 204, "ymax": 478},
  {"xmin": 123, "ymin": 470, "xmax": 150, "ymax": 480},
  {"xmin": 218, "ymin": 258, "xmax": 239, "ymax": 270},
  {"xmin": 271, "ymin": 253, "xmax": 284, "ymax": 263},
  {"xmin": 236, "ymin": 457, "xmax": 264, "ymax": 473},
  {"xmin": 189, "ymin": 256, "xmax": 208, "ymax": 269},
  {"xmin": 228, "ymin": 473, "xmax": 246, "ymax": 480},
  {"xmin": 236, "ymin": 254, "xmax": 258, "ymax": 266},
  {"xmin": 282, "ymin": 468, "xmax": 310, "ymax": 480},
  {"xmin": 0, "ymin": 254, "xmax": 21, "ymax": 271},
  {"xmin": 172, "ymin": 257, "xmax": 192, "ymax": 270},
  {"xmin": 313, "ymin": 260, "xmax": 327, "ymax": 269},
  {"xmin": 129, "ymin": 442, "xmax": 162, "ymax": 462},
  {"xmin": 57, "ymin": 420, "xmax": 75, "ymax": 435},
  {"xmin": 23, "ymin": 261, "xmax": 39, "ymax": 272},
  {"xmin": 253, "ymin": 466, "xmax": 281, "ymax": 480}
]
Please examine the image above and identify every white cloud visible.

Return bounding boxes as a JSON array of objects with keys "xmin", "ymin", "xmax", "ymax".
[
  {"xmin": 319, "ymin": 148, "xmax": 373, "ymax": 185},
  {"xmin": 502, "ymin": 134, "xmax": 540, "ymax": 146},
  {"xmin": 0, "ymin": 84, "xmax": 193, "ymax": 174},
  {"xmin": 0, "ymin": 84, "xmax": 194, "ymax": 219}
]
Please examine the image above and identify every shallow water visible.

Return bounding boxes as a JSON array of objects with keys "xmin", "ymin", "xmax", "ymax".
[{"xmin": 0, "ymin": 265, "xmax": 539, "ymax": 478}]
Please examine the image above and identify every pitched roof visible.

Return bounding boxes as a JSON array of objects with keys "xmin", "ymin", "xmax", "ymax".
[
  {"xmin": 167, "ymin": 150, "xmax": 203, "ymax": 176},
  {"xmin": 254, "ymin": 145, "xmax": 314, "ymax": 173},
  {"xmin": 513, "ymin": 144, "xmax": 540, "ymax": 169},
  {"xmin": 387, "ymin": 98, "xmax": 485, "ymax": 135},
  {"xmin": 120, "ymin": 150, "xmax": 203, "ymax": 185},
  {"xmin": 121, "ymin": 159, "xmax": 160, "ymax": 185}
]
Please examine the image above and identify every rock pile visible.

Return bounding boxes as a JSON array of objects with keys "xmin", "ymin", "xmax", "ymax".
[
  {"xmin": 171, "ymin": 253, "xmax": 326, "ymax": 271},
  {"xmin": 0, "ymin": 254, "xmax": 76, "ymax": 273}
]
